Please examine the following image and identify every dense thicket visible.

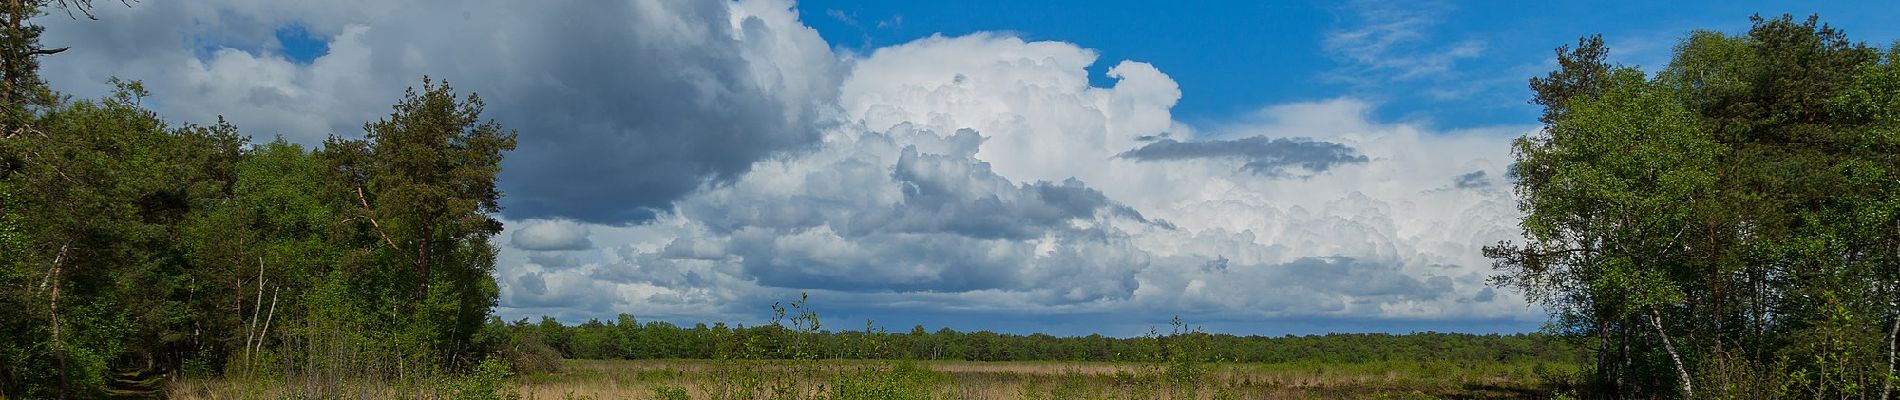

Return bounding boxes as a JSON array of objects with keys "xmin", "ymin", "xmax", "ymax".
[
  {"xmin": 495, "ymin": 314, "xmax": 1579, "ymax": 366},
  {"xmin": 1489, "ymin": 14, "xmax": 1900, "ymax": 399},
  {"xmin": 0, "ymin": 2, "xmax": 517, "ymax": 397}
]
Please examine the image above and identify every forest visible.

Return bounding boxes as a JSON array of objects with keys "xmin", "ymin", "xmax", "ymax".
[
  {"xmin": 0, "ymin": 0, "xmax": 1897, "ymax": 398},
  {"xmin": 0, "ymin": 0, "xmax": 518, "ymax": 397}
]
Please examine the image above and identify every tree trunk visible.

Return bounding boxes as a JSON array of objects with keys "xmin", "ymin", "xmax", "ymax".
[
  {"xmin": 4, "ymin": 0, "xmax": 22, "ymax": 110},
  {"xmin": 1651, "ymin": 310, "xmax": 1694, "ymax": 399},
  {"xmin": 256, "ymin": 287, "xmax": 278, "ymax": 355},
  {"xmin": 245, "ymin": 257, "xmax": 264, "ymax": 364},
  {"xmin": 1598, "ymin": 318, "xmax": 1614, "ymax": 391},
  {"xmin": 49, "ymin": 244, "xmax": 68, "ymax": 400},
  {"xmin": 1622, "ymin": 320, "xmax": 1633, "ymax": 395},
  {"xmin": 1884, "ymin": 313, "xmax": 1900, "ymax": 400}
]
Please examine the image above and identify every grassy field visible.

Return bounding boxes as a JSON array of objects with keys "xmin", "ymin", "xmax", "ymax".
[{"xmin": 508, "ymin": 359, "xmax": 1577, "ymax": 400}]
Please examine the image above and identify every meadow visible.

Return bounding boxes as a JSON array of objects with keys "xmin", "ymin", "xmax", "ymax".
[
  {"xmin": 165, "ymin": 358, "xmax": 1578, "ymax": 400},
  {"xmin": 515, "ymin": 359, "xmax": 1574, "ymax": 400}
]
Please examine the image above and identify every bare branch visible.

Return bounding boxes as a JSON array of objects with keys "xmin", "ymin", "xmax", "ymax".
[
  {"xmin": 256, "ymin": 286, "xmax": 278, "ymax": 355},
  {"xmin": 355, "ymin": 186, "xmax": 408, "ymax": 258}
]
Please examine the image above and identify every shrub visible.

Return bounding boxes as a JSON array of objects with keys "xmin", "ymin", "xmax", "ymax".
[
  {"xmin": 503, "ymin": 334, "xmax": 565, "ymax": 375},
  {"xmin": 443, "ymin": 357, "xmax": 520, "ymax": 400},
  {"xmin": 650, "ymin": 385, "xmax": 691, "ymax": 400}
]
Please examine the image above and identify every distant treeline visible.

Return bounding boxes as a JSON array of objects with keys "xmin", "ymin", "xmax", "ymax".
[{"xmin": 498, "ymin": 315, "xmax": 1580, "ymax": 365}]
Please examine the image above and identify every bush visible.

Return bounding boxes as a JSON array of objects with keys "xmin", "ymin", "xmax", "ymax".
[
  {"xmin": 651, "ymin": 385, "xmax": 691, "ymax": 400},
  {"xmin": 825, "ymin": 360, "xmax": 944, "ymax": 400},
  {"xmin": 443, "ymin": 357, "xmax": 520, "ymax": 400},
  {"xmin": 503, "ymin": 334, "xmax": 565, "ymax": 375}
]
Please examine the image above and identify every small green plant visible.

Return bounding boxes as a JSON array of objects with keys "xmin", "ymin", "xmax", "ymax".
[
  {"xmin": 651, "ymin": 385, "xmax": 692, "ymax": 400},
  {"xmin": 826, "ymin": 361, "xmax": 943, "ymax": 400},
  {"xmin": 443, "ymin": 357, "xmax": 520, "ymax": 400}
]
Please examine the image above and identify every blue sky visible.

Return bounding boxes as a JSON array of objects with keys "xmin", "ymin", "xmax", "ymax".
[
  {"xmin": 36, "ymin": 0, "xmax": 1900, "ymax": 337},
  {"xmin": 801, "ymin": 1, "xmax": 1900, "ymax": 130}
]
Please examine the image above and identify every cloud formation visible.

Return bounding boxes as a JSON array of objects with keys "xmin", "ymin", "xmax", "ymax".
[
  {"xmin": 1118, "ymin": 137, "xmax": 1370, "ymax": 177},
  {"xmin": 44, "ymin": 0, "xmax": 1540, "ymax": 334},
  {"xmin": 483, "ymin": 32, "xmax": 1533, "ymax": 332},
  {"xmin": 1323, "ymin": 0, "xmax": 1484, "ymax": 83}
]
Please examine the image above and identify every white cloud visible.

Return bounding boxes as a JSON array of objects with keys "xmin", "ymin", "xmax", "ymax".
[
  {"xmin": 43, "ymin": 0, "xmax": 1542, "ymax": 331},
  {"xmin": 510, "ymin": 219, "xmax": 593, "ymax": 251},
  {"xmin": 487, "ymin": 32, "xmax": 1537, "ymax": 327},
  {"xmin": 1322, "ymin": 0, "xmax": 1485, "ymax": 84}
]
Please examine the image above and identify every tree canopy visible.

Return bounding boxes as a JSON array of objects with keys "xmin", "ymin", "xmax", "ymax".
[
  {"xmin": 1490, "ymin": 14, "xmax": 1900, "ymax": 399},
  {"xmin": 0, "ymin": 2, "xmax": 518, "ymax": 394}
]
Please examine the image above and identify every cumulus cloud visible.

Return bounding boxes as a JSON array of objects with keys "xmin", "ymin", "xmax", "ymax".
[
  {"xmin": 1118, "ymin": 136, "xmax": 1370, "ymax": 177},
  {"xmin": 510, "ymin": 219, "xmax": 593, "ymax": 251},
  {"xmin": 481, "ymin": 33, "xmax": 1534, "ymax": 331}
]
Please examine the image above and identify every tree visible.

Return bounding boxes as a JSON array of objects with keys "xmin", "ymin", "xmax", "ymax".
[
  {"xmin": 1529, "ymin": 34, "xmax": 1610, "ymax": 126},
  {"xmin": 324, "ymin": 77, "xmax": 517, "ymax": 366},
  {"xmin": 0, "ymin": 0, "xmax": 60, "ymax": 137},
  {"xmin": 1492, "ymin": 14, "xmax": 1900, "ymax": 398}
]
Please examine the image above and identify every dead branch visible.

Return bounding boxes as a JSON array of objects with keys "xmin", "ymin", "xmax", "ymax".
[
  {"xmin": 256, "ymin": 286, "xmax": 278, "ymax": 355},
  {"xmin": 47, "ymin": 242, "xmax": 69, "ymax": 398},
  {"xmin": 354, "ymin": 186, "xmax": 407, "ymax": 257},
  {"xmin": 244, "ymin": 256, "xmax": 263, "ymax": 364}
]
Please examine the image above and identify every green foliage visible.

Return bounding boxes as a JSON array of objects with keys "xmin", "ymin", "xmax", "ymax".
[
  {"xmin": 651, "ymin": 385, "xmax": 692, "ymax": 400},
  {"xmin": 442, "ymin": 357, "xmax": 521, "ymax": 400},
  {"xmin": 824, "ymin": 361, "xmax": 943, "ymax": 400},
  {"xmin": 0, "ymin": 49, "xmax": 517, "ymax": 397},
  {"xmin": 1492, "ymin": 13, "xmax": 1900, "ymax": 399}
]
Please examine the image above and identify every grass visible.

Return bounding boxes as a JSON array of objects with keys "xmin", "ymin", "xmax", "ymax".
[
  {"xmin": 167, "ymin": 358, "xmax": 1576, "ymax": 399},
  {"xmin": 508, "ymin": 359, "xmax": 1578, "ymax": 400}
]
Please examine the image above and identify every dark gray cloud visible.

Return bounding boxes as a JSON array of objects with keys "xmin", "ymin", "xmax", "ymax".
[
  {"xmin": 883, "ymin": 147, "xmax": 1121, "ymax": 240},
  {"xmin": 461, "ymin": 1, "xmax": 843, "ymax": 224},
  {"xmin": 492, "ymin": 0, "xmax": 841, "ymax": 223},
  {"xmin": 1452, "ymin": 170, "xmax": 1489, "ymax": 189},
  {"xmin": 527, "ymin": 252, "xmax": 579, "ymax": 268},
  {"xmin": 516, "ymin": 272, "xmax": 548, "ymax": 296},
  {"xmin": 1118, "ymin": 136, "xmax": 1369, "ymax": 177},
  {"xmin": 609, "ymin": 125, "xmax": 1155, "ymax": 298}
]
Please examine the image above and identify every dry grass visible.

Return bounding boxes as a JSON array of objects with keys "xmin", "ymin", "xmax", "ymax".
[
  {"xmin": 512, "ymin": 359, "xmax": 1569, "ymax": 400},
  {"xmin": 166, "ymin": 358, "xmax": 1570, "ymax": 399}
]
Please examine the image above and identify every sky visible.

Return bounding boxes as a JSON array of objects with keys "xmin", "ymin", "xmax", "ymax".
[{"xmin": 35, "ymin": 0, "xmax": 1900, "ymax": 337}]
